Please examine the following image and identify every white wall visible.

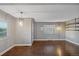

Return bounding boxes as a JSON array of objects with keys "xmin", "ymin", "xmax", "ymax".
[
  {"xmin": 15, "ymin": 18, "xmax": 34, "ymax": 45},
  {"xmin": 31, "ymin": 19, "xmax": 35, "ymax": 43},
  {"xmin": 0, "ymin": 10, "xmax": 16, "ymax": 53},
  {"xmin": 66, "ymin": 31, "xmax": 79, "ymax": 44}
]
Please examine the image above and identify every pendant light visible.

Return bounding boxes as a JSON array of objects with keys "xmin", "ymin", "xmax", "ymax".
[{"xmin": 18, "ymin": 11, "xmax": 23, "ymax": 26}]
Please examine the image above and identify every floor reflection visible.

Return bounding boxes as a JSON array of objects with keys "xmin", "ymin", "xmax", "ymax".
[
  {"xmin": 45, "ymin": 46, "xmax": 54, "ymax": 52},
  {"xmin": 56, "ymin": 47, "xmax": 62, "ymax": 56}
]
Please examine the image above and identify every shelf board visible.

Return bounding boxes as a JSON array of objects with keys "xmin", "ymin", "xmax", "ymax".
[
  {"xmin": 66, "ymin": 25, "xmax": 79, "ymax": 28},
  {"xmin": 65, "ymin": 19, "xmax": 79, "ymax": 31},
  {"xmin": 66, "ymin": 30, "xmax": 79, "ymax": 31},
  {"xmin": 66, "ymin": 22, "xmax": 79, "ymax": 25}
]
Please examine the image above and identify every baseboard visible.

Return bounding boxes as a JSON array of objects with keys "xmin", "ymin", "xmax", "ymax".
[
  {"xmin": 66, "ymin": 39, "xmax": 79, "ymax": 46},
  {"xmin": 14, "ymin": 44, "xmax": 32, "ymax": 46},
  {"xmin": 0, "ymin": 45, "xmax": 15, "ymax": 56},
  {"xmin": 34, "ymin": 39, "xmax": 65, "ymax": 41}
]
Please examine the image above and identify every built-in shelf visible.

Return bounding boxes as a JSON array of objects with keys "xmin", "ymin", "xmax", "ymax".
[{"xmin": 65, "ymin": 18, "xmax": 79, "ymax": 31}]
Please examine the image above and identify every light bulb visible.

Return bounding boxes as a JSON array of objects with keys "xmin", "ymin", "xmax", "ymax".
[
  {"xmin": 18, "ymin": 21, "xmax": 23, "ymax": 26},
  {"xmin": 56, "ymin": 26, "xmax": 62, "ymax": 31}
]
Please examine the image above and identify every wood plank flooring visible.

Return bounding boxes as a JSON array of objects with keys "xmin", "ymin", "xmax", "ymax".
[{"xmin": 2, "ymin": 41, "xmax": 79, "ymax": 56}]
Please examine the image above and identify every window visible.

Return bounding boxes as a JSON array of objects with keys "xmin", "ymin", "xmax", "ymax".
[{"xmin": 0, "ymin": 21, "xmax": 7, "ymax": 38}]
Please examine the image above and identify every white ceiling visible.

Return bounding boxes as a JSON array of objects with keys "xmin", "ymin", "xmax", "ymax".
[{"xmin": 0, "ymin": 3, "xmax": 79, "ymax": 22}]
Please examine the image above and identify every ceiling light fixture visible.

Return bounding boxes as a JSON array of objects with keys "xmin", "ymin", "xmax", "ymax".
[
  {"xmin": 18, "ymin": 11, "xmax": 24, "ymax": 26},
  {"xmin": 56, "ymin": 26, "xmax": 62, "ymax": 32}
]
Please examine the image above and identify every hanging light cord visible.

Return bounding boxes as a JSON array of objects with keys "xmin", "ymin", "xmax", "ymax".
[{"xmin": 20, "ymin": 11, "xmax": 23, "ymax": 20}]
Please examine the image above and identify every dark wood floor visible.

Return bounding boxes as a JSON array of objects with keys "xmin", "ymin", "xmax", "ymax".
[{"xmin": 2, "ymin": 41, "xmax": 79, "ymax": 56}]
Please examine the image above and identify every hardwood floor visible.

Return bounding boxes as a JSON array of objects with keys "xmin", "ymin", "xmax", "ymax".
[{"xmin": 2, "ymin": 41, "xmax": 79, "ymax": 56}]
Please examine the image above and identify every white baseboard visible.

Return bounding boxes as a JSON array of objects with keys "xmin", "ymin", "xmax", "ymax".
[
  {"xmin": 14, "ymin": 44, "xmax": 32, "ymax": 46},
  {"xmin": 0, "ymin": 45, "xmax": 15, "ymax": 56},
  {"xmin": 34, "ymin": 39, "xmax": 64, "ymax": 41},
  {"xmin": 66, "ymin": 39, "xmax": 79, "ymax": 46}
]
